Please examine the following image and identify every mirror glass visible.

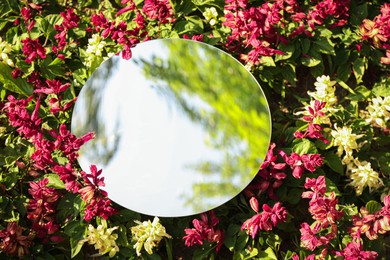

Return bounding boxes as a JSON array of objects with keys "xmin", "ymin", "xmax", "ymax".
[{"xmin": 71, "ymin": 39, "xmax": 271, "ymax": 217}]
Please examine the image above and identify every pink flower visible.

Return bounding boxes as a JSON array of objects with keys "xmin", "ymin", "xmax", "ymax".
[
  {"xmin": 0, "ymin": 222, "xmax": 33, "ymax": 257},
  {"xmin": 3, "ymin": 96, "xmax": 42, "ymax": 139},
  {"xmin": 21, "ymin": 37, "xmax": 46, "ymax": 64},
  {"xmin": 183, "ymin": 211, "xmax": 224, "ymax": 253},
  {"xmin": 50, "ymin": 124, "xmax": 94, "ymax": 162},
  {"xmin": 302, "ymin": 177, "xmax": 343, "ymax": 228},
  {"xmin": 60, "ymin": 8, "xmax": 79, "ymax": 30},
  {"xmin": 336, "ymin": 234, "xmax": 378, "ymax": 260},
  {"xmin": 242, "ymin": 198, "xmax": 288, "ymax": 238},
  {"xmin": 83, "ymin": 197, "xmax": 117, "ymax": 221},
  {"xmin": 53, "ymin": 163, "xmax": 81, "ymax": 193},
  {"xmin": 300, "ymin": 222, "xmax": 322, "ymax": 250},
  {"xmin": 246, "ymin": 143, "xmax": 286, "ymax": 199},
  {"xmin": 79, "ymin": 164, "xmax": 107, "ymax": 203},
  {"xmin": 142, "ymin": 0, "xmax": 175, "ymax": 24},
  {"xmin": 34, "ymin": 79, "xmax": 70, "ymax": 95},
  {"xmin": 279, "ymin": 151, "xmax": 323, "ymax": 178},
  {"xmin": 294, "ymin": 123, "xmax": 329, "ymax": 144}
]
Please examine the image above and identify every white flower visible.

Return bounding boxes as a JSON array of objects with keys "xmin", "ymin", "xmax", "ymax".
[
  {"xmin": 347, "ymin": 159, "xmax": 383, "ymax": 196},
  {"xmin": 203, "ymin": 7, "xmax": 219, "ymax": 26},
  {"xmin": 84, "ymin": 34, "xmax": 107, "ymax": 68},
  {"xmin": 331, "ymin": 124, "xmax": 363, "ymax": 163},
  {"xmin": 308, "ymin": 75, "xmax": 337, "ymax": 106},
  {"xmin": 0, "ymin": 37, "xmax": 14, "ymax": 67},
  {"xmin": 131, "ymin": 217, "xmax": 172, "ymax": 256},
  {"xmin": 83, "ymin": 221, "xmax": 119, "ymax": 258},
  {"xmin": 364, "ymin": 96, "xmax": 390, "ymax": 129}
]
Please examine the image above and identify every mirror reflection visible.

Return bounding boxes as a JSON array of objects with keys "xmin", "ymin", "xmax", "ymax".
[{"xmin": 71, "ymin": 39, "xmax": 271, "ymax": 217}]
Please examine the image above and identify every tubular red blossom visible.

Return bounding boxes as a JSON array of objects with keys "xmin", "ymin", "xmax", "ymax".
[
  {"xmin": 294, "ymin": 123, "xmax": 329, "ymax": 144},
  {"xmin": 246, "ymin": 143, "xmax": 286, "ymax": 200},
  {"xmin": 34, "ymin": 79, "xmax": 70, "ymax": 95},
  {"xmin": 27, "ymin": 178, "xmax": 61, "ymax": 244},
  {"xmin": 60, "ymin": 8, "xmax": 79, "ymax": 30},
  {"xmin": 21, "ymin": 37, "xmax": 46, "ymax": 64},
  {"xmin": 50, "ymin": 124, "xmax": 94, "ymax": 162},
  {"xmin": 242, "ymin": 201, "xmax": 288, "ymax": 238},
  {"xmin": 0, "ymin": 222, "xmax": 33, "ymax": 257},
  {"xmin": 142, "ymin": 0, "xmax": 176, "ymax": 24},
  {"xmin": 336, "ymin": 234, "xmax": 378, "ymax": 260},
  {"xmin": 183, "ymin": 211, "xmax": 224, "ymax": 253},
  {"xmin": 279, "ymin": 151, "xmax": 323, "ymax": 178},
  {"xmin": 83, "ymin": 197, "xmax": 117, "ymax": 221},
  {"xmin": 53, "ymin": 163, "xmax": 81, "ymax": 193},
  {"xmin": 3, "ymin": 96, "xmax": 42, "ymax": 139},
  {"xmin": 302, "ymin": 177, "xmax": 343, "ymax": 228}
]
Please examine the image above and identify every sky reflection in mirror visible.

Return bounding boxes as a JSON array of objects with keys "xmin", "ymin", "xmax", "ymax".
[{"xmin": 71, "ymin": 39, "xmax": 271, "ymax": 217}]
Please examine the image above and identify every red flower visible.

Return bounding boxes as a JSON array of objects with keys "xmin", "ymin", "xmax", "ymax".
[
  {"xmin": 142, "ymin": 0, "xmax": 175, "ymax": 24},
  {"xmin": 0, "ymin": 222, "xmax": 33, "ymax": 257},
  {"xmin": 300, "ymin": 222, "xmax": 322, "ymax": 250},
  {"xmin": 183, "ymin": 211, "xmax": 224, "ymax": 253},
  {"xmin": 336, "ymin": 234, "xmax": 378, "ymax": 260},
  {"xmin": 3, "ymin": 95, "xmax": 42, "ymax": 139},
  {"xmin": 279, "ymin": 151, "xmax": 323, "ymax": 178},
  {"xmin": 242, "ymin": 198, "xmax": 288, "ymax": 238},
  {"xmin": 34, "ymin": 79, "xmax": 70, "ymax": 95},
  {"xmin": 21, "ymin": 37, "xmax": 46, "ymax": 64},
  {"xmin": 53, "ymin": 163, "xmax": 81, "ymax": 193}
]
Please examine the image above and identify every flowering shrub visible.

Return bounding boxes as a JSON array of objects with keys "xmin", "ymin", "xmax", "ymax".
[{"xmin": 0, "ymin": 0, "xmax": 389, "ymax": 259}]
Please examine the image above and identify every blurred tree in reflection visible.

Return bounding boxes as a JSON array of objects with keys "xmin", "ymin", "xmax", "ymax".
[
  {"xmin": 137, "ymin": 40, "xmax": 270, "ymax": 212},
  {"xmin": 72, "ymin": 58, "xmax": 121, "ymax": 167}
]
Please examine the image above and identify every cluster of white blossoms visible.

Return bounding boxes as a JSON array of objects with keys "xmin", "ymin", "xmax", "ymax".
[
  {"xmin": 131, "ymin": 217, "xmax": 171, "ymax": 256},
  {"xmin": 308, "ymin": 75, "xmax": 337, "ymax": 107},
  {"xmin": 331, "ymin": 124, "xmax": 363, "ymax": 164},
  {"xmin": 364, "ymin": 96, "xmax": 390, "ymax": 129},
  {"xmin": 83, "ymin": 222, "xmax": 119, "ymax": 258},
  {"xmin": 203, "ymin": 7, "xmax": 219, "ymax": 26},
  {"xmin": 346, "ymin": 159, "xmax": 383, "ymax": 196},
  {"xmin": 0, "ymin": 37, "xmax": 14, "ymax": 66},
  {"xmin": 84, "ymin": 34, "xmax": 107, "ymax": 68}
]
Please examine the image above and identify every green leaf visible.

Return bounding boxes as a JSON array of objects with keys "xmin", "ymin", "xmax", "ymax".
[
  {"xmin": 286, "ymin": 188, "xmax": 303, "ymax": 205},
  {"xmin": 301, "ymin": 53, "xmax": 321, "ymax": 67},
  {"xmin": 0, "ymin": 63, "xmax": 33, "ymax": 96},
  {"xmin": 313, "ymin": 37, "xmax": 335, "ymax": 55},
  {"xmin": 171, "ymin": 0, "xmax": 196, "ymax": 15},
  {"xmin": 275, "ymin": 43, "xmax": 294, "ymax": 61},
  {"xmin": 40, "ymin": 57, "xmax": 66, "ymax": 80},
  {"xmin": 260, "ymin": 56, "xmax": 276, "ymax": 67},
  {"xmin": 292, "ymin": 139, "xmax": 317, "ymax": 155},
  {"xmin": 350, "ymin": 3, "xmax": 367, "ymax": 26},
  {"xmin": 353, "ymin": 57, "xmax": 366, "ymax": 84},
  {"xmin": 281, "ymin": 63, "xmax": 296, "ymax": 86},
  {"xmin": 366, "ymin": 200, "xmax": 382, "ymax": 214},
  {"xmin": 174, "ymin": 16, "xmax": 204, "ymax": 35},
  {"xmin": 234, "ymin": 231, "xmax": 249, "ymax": 251},
  {"xmin": 258, "ymin": 247, "xmax": 277, "ymax": 260},
  {"xmin": 266, "ymin": 233, "xmax": 281, "ymax": 251},
  {"xmin": 325, "ymin": 153, "xmax": 344, "ymax": 174},
  {"xmin": 301, "ymin": 38, "xmax": 310, "ymax": 54},
  {"xmin": 70, "ymin": 237, "xmax": 85, "ymax": 258},
  {"xmin": 44, "ymin": 173, "xmax": 65, "ymax": 189},
  {"xmin": 224, "ymin": 224, "xmax": 240, "ymax": 250},
  {"xmin": 325, "ymin": 177, "xmax": 341, "ymax": 196}
]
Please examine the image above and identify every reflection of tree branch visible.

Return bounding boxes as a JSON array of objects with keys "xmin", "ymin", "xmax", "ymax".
[
  {"xmin": 73, "ymin": 58, "xmax": 121, "ymax": 166},
  {"xmin": 136, "ymin": 40, "xmax": 271, "ymax": 212}
]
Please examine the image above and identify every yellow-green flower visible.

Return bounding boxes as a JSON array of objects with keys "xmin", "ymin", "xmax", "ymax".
[
  {"xmin": 347, "ymin": 159, "xmax": 383, "ymax": 196},
  {"xmin": 203, "ymin": 7, "xmax": 218, "ymax": 26},
  {"xmin": 131, "ymin": 217, "xmax": 172, "ymax": 256},
  {"xmin": 83, "ymin": 222, "xmax": 119, "ymax": 258},
  {"xmin": 364, "ymin": 96, "xmax": 390, "ymax": 129},
  {"xmin": 84, "ymin": 34, "xmax": 107, "ymax": 68},
  {"xmin": 0, "ymin": 37, "xmax": 14, "ymax": 67},
  {"xmin": 331, "ymin": 124, "xmax": 363, "ymax": 163},
  {"xmin": 308, "ymin": 75, "xmax": 337, "ymax": 106}
]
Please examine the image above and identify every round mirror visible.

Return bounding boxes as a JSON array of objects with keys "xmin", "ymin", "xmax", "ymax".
[{"xmin": 71, "ymin": 39, "xmax": 271, "ymax": 217}]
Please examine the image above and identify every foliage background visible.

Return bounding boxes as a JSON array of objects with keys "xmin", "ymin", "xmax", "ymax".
[{"xmin": 0, "ymin": 0, "xmax": 389, "ymax": 259}]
